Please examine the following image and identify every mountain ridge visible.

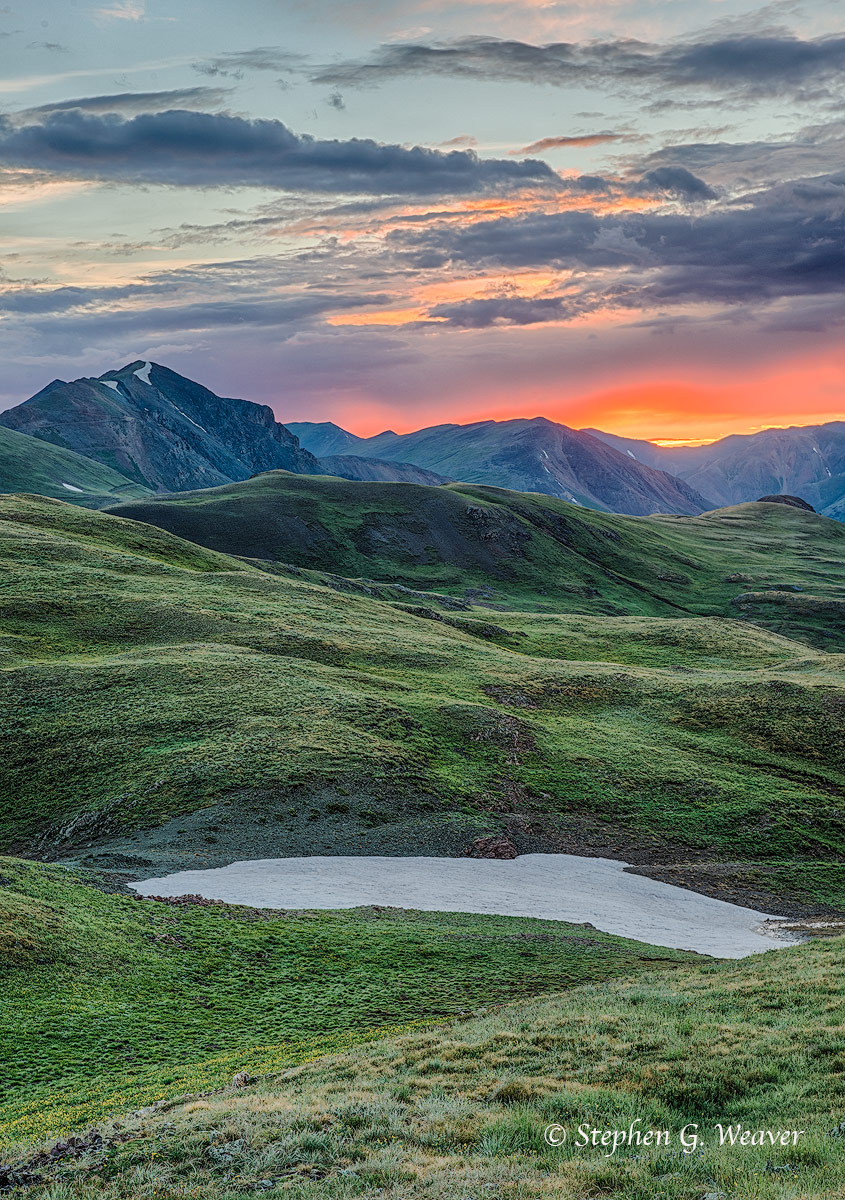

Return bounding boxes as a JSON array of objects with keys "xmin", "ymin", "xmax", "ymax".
[
  {"xmin": 289, "ymin": 415, "xmax": 714, "ymax": 516},
  {"xmin": 586, "ymin": 421, "xmax": 845, "ymax": 518},
  {"xmin": 0, "ymin": 361, "xmax": 322, "ymax": 493}
]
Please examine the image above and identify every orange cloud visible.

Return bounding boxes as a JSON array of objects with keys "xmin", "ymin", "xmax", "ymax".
[{"xmin": 513, "ymin": 133, "xmax": 620, "ymax": 155}]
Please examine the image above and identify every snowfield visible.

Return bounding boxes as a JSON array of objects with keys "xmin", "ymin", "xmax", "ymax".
[{"xmin": 132, "ymin": 853, "xmax": 800, "ymax": 959}]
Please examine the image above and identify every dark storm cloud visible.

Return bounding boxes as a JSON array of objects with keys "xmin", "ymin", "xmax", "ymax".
[
  {"xmin": 0, "ymin": 109, "xmax": 559, "ymax": 195},
  {"xmin": 314, "ymin": 32, "xmax": 845, "ymax": 101},
  {"xmin": 633, "ymin": 167, "xmax": 717, "ymax": 200}
]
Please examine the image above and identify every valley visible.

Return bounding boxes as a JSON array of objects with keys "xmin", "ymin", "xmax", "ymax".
[{"xmin": 1, "ymin": 371, "xmax": 844, "ymax": 1195}]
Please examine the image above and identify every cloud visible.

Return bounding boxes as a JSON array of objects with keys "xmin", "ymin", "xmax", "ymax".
[
  {"xmin": 428, "ymin": 293, "xmax": 584, "ymax": 326},
  {"xmin": 388, "ymin": 174, "xmax": 845, "ymax": 320},
  {"xmin": 633, "ymin": 167, "xmax": 717, "ymax": 200},
  {"xmin": 0, "ymin": 274, "xmax": 393, "ymax": 338},
  {"xmin": 439, "ymin": 134, "xmax": 477, "ymax": 148},
  {"xmin": 93, "ymin": 1, "xmax": 145, "ymax": 19},
  {"xmin": 0, "ymin": 109, "xmax": 560, "ymax": 195},
  {"xmin": 194, "ymin": 48, "xmax": 307, "ymax": 78},
  {"xmin": 633, "ymin": 121, "xmax": 845, "ymax": 189},
  {"xmin": 12, "ymin": 88, "xmax": 231, "ymax": 121},
  {"xmin": 514, "ymin": 133, "xmax": 620, "ymax": 154},
  {"xmin": 314, "ymin": 31, "xmax": 845, "ymax": 102}
]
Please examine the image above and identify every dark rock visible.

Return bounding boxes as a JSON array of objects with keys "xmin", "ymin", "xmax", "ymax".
[
  {"xmin": 757, "ymin": 494, "xmax": 816, "ymax": 512},
  {"xmin": 0, "ymin": 1163, "xmax": 45, "ymax": 1191},
  {"xmin": 463, "ymin": 835, "xmax": 519, "ymax": 860}
]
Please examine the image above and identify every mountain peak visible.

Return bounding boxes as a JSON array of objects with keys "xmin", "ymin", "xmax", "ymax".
[{"xmin": 0, "ymin": 362, "xmax": 320, "ymax": 493}]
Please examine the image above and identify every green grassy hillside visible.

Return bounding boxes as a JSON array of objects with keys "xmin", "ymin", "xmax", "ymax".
[
  {"xmin": 9, "ymin": 921, "xmax": 844, "ymax": 1199},
  {"xmin": 1, "ymin": 495, "xmax": 843, "ymax": 912},
  {"xmin": 0, "ymin": 425, "xmax": 150, "ymax": 507},
  {"xmin": 0, "ymin": 857, "xmax": 694, "ymax": 1148},
  {"xmin": 107, "ymin": 472, "xmax": 845, "ymax": 648}
]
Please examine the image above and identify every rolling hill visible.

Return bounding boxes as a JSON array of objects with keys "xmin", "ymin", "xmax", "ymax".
[
  {"xmin": 107, "ymin": 469, "xmax": 845, "ymax": 647},
  {"xmin": 0, "ymin": 424, "xmax": 150, "ymax": 507},
  {"xmin": 288, "ymin": 417, "xmax": 713, "ymax": 515},
  {"xmin": 2, "ymin": 488, "xmax": 844, "ymax": 1167},
  {"xmin": 2, "ymin": 492, "xmax": 844, "ymax": 909}
]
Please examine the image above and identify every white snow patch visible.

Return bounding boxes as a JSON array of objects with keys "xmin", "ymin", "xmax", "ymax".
[
  {"xmin": 131, "ymin": 853, "xmax": 801, "ymax": 959},
  {"xmin": 134, "ymin": 362, "xmax": 153, "ymax": 385},
  {"xmin": 61, "ymin": 483, "xmax": 85, "ymax": 493},
  {"xmin": 627, "ymin": 450, "xmax": 636, "ymax": 458},
  {"xmin": 100, "ymin": 380, "xmax": 120, "ymax": 392},
  {"xmin": 171, "ymin": 403, "xmax": 206, "ymax": 432}
]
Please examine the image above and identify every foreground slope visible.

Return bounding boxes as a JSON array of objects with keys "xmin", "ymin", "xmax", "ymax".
[
  {"xmin": 8, "ymin": 927, "xmax": 844, "ymax": 1198},
  {"xmin": 108, "ymin": 471, "xmax": 845, "ymax": 648},
  {"xmin": 0, "ymin": 361, "xmax": 320, "ymax": 492},
  {"xmin": 0, "ymin": 857, "xmax": 693, "ymax": 1145},
  {"xmin": 0, "ymin": 425, "xmax": 150, "ymax": 507},
  {"xmin": 289, "ymin": 416, "xmax": 713, "ymax": 515},
  {"xmin": 1, "ymin": 495, "xmax": 843, "ymax": 912}
]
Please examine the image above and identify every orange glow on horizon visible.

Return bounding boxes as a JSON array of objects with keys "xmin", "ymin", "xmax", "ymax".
[{"xmin": 305, "ymin": 353, "xmax": 845, "ymax": 444}]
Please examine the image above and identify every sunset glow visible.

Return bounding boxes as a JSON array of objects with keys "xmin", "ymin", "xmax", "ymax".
[{"xmin": 0, "ymin": 0, "xmax": 841, "ymax": 446}]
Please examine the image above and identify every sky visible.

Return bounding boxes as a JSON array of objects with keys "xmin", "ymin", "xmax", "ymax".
[{"xmin": 0, "ymin": 0, "xmax": 843, "ymax": 442}]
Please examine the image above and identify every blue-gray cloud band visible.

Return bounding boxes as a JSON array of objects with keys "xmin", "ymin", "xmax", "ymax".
[
  {"xmin": 313, "ymin": 32, "xmax": 845, "ymax": 101},
  {"xmin": 391, "ymin": 174, "xmax": 845, "ymax": 325},
  {"xmin": 0, "ymin": 109, "xmax": 558, "ymax": 195}
]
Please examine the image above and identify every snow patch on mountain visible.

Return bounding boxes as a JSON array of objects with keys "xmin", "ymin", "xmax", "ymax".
[
  {"xmin": 134, "ymin": 362, "xmax": 153, "ymax": 386},
  {"xmin": 171, "ymin": 403, "xmax": 206, "ymax": 432}
]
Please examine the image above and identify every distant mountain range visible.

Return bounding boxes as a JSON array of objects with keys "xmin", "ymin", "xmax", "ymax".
[
  {"xmin": 585, "ymin": 424, "xmax": 845, "ymax": 520},
  {"xmin": 288, "ymin": 417, "xmax": 712, "ymax": 516},
  {"xmin": 0, "ymin": 360, "xmax": 841, "ymax": 519}
]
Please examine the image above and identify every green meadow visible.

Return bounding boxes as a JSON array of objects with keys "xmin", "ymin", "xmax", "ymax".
[{"xmin": 1, "ymin": 483, "xmax": 844, "ymax": 1191}]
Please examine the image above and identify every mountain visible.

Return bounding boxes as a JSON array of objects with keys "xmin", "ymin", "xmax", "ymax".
[
  {"xmin": 0, "ymin": 424, "xmax": 151, "ymax": 507},
  {"xmin": 0, "ymin": 361, "xmax": 322, "ymax": 493},
  {"xmin": 289, "ymin": 417, "xmax": 713, "ymax": 515},
  {"xmin": 586, "ymin": 422, "xmax": 845, "ymax": 518},
  {"xmin": 288, "ymin": 420, "xmax": 374, "ymax": 457},
  {"xmin": 319, "ymin": 454, "xmax": 449, "ymax": 485}
]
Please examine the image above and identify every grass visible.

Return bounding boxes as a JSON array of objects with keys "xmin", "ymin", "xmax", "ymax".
[
  {"xmin": 1, "ymin": 488, "xmax": 844, "ymax": 1180},
  {"xmin": 1, "ymin": 494, "xmax": 843, "ymax": 909},
  {"xmin": 0, "ymin": 427, "xmax": 150, "ymax": 508},
  {"xmin": 0, "ymin": 856, "xmax": 694, "ymax": 1146},
  {"xmin": 9, "ymin": 933, "xmax": 845, "ymax": 1198},
  {"xmin": 108, "ymin": 471, "xmax": 845, "ymax": 646}
]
